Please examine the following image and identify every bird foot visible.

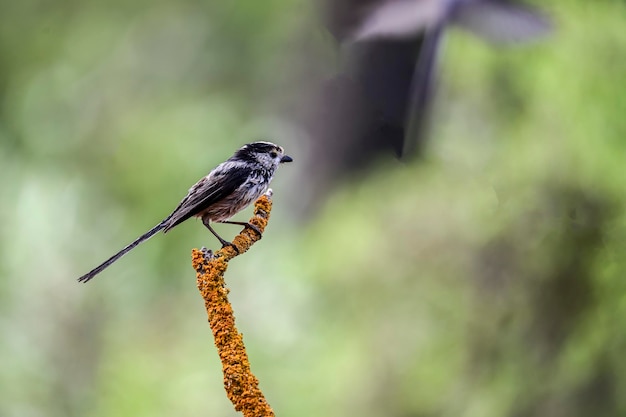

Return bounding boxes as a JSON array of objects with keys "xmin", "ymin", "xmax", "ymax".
[
  {"xmin": 245, "ymin": 222, "xmax": 263, "ymax": 238},
  {"xmin": 221, "ymin": 241, "xmax": 240, "ymax": 254}
]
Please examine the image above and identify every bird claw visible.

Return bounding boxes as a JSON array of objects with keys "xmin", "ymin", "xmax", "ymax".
[
  {"xmin": 222, "ymin": 241, "xmax": 240, "ymax": 254},
  {"xmin": 245, "ymin": 223, "xmax": 263, "ymax": 238}
]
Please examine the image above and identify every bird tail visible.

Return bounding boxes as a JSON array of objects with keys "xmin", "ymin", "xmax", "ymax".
[{"xmin": 77, "ymin": 220, "xmax": 167, "ymax": 283}]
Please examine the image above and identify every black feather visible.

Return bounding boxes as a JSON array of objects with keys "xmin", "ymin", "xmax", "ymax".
[
  {"xmin": 162, "ymin": 165, "xmax": 253, "ymax": 231},
  {"xmin": 232, "ymin": 142, "xmax": 279, "ymax": 164}
]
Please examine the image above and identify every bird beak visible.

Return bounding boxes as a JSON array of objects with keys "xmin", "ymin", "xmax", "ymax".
[{"xmin": 280, "ymin": 155, "xmax": 293, "ymax": 163}]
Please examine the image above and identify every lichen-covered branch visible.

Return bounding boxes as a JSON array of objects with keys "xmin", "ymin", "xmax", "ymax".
[{"xmin": 191, "ymin": 190, "xmax": 275, "ymax": 417}]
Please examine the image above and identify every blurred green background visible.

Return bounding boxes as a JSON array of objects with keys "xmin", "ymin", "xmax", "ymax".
[{"xmin": 1, "ymin": 1, "xmax": 626, "ymax": 416}]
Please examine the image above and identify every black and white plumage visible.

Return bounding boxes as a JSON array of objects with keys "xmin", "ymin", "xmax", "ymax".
[{"xmin": 77, "ymin": 141, "xmax": 293, "ymax": 283}]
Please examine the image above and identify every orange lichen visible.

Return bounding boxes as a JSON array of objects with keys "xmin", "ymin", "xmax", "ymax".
[{"xmin": 191, "ymin": 192, "xmax": 275, "ymax": 417}]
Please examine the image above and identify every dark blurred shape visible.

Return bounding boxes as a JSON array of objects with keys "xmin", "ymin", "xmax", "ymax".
[{"xmin": 301, "ymin": 0, "xmax": 550, "ymax": 187}]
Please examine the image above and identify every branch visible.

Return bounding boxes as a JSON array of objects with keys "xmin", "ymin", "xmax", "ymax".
[{"xmin": 191, "ymin": 190, "xmax": 275, "ymax": 417}]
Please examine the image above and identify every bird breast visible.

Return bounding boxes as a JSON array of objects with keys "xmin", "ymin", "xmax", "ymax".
[{"xmin": 202, "ymin": 174, "xmax": 270, "ymax": 222}]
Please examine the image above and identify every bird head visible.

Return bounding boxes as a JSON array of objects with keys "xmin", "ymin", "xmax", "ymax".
[{"xmin": 233, "ymin": 141, "xmax": 293, "ymax": 171}]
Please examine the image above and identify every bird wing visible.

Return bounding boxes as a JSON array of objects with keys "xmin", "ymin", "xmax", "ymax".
[
  {"xmin": 452, "ymin": 0, "xmax": 552, "ymax": 44},
  {"xmin": 162, "ymin": 164, "xmax": 252, "ymax": 232},
  {"xmin": 350, "ymin": 0, "xmax": 447, "ymax": 41}
]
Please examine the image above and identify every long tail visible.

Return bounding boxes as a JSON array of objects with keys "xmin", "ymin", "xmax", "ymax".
[{"xmin": 77, "ymin": 220, "xmax": 167, "ymax": 283}]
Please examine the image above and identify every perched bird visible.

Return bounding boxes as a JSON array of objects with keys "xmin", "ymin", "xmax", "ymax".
[{"xmin": 77, "ymin": 141, "xmax": 293, "ymax": 283}]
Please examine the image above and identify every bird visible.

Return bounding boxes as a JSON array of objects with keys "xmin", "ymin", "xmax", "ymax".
[
  {"xmin": 77, "ymin": 141, "xmax": 293, "ymax": 283},
  {"xmin": 346, "ymin": 0, "xmax": 552, "ymax": 155},
  {"xmin": 290, "ymin": 1, "xmax": 550, "ymax": 214},
  {"xmin": 303, "ymin": 0, "xmax": 551, "ymax": 171}
]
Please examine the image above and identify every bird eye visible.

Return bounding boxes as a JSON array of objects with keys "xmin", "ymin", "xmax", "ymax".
[{"xmin": 270, "ymin": 151, "xmax": 278, "ymax": 158}]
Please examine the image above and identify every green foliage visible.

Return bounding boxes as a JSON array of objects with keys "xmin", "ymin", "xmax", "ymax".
[{"xmin": 1, "ymin": 1, "xmax": 625, "ymax": 416}]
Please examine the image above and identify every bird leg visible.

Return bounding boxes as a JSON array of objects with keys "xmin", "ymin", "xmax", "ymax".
[
  {"xmin": 219, "ymin": 220, "xmax": 263, "ymax": 238},
  {"xmin": 202, "ymin": 218, "xmax": 239, "ymax": 253}
]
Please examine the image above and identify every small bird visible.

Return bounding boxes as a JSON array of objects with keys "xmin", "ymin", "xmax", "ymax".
[{"xmin": 77, "ymin": 141, "xmax": 293, "ymax": 283}]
